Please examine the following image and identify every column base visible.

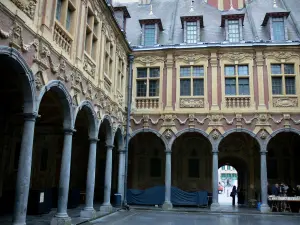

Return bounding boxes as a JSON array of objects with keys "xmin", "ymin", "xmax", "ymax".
[
  {"xmin": 210, "ymin": 203, "xmax": 220, "ymax": 211},
  {"xmin": 260, "ymin": 204, "xmax": 270, "ymax": 213},
  {"xmin": 80, "ymin": 207, "xmax": 96, "ymax": 219},
  {"xmin": 100, "ymin": 204, "xmax": 113, "ymax": 213},
  {"xmin": 162, "ymin": 201, "xmax": 173, "ymax": 210},
  {"xmin": 12, "ymin": 220, "xmax": 26, "ymax": 225},
  {"xmin": 50, "ymin": 214, "xmax": 72, "ymax": 225}
]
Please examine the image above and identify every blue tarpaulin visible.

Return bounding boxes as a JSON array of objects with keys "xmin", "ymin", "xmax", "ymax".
[{"xmin": 127, "ymin": 186, "xmax": 208, "ymax": 206}]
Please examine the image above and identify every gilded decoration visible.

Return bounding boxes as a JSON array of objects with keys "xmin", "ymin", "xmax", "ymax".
[
  {"xmin": 11, "ymin": 0, "xmax": 37, "ymax": 19},
  {"xmin": 135, "ymin": 55, "xmax": 165, "ymax": 65},
  {"xmin": 265, "ymin": 51, "xmax": 300, "ymax": 61},
  {"xmin": 175, "ymin": 53, "xmax": 209, "ymax": 63},
  {"xmin": 83, "ymin": 54, "xmax": 96, "ymax": 77},
  {"xmin": 273, "ymin": 97, "xmax": 298, "ymax": 108},
  {"xmin": 180, "ymin": 98, "xmax": 204, "ymax": 108},
  {"xmin": 220, "ymin": 52, "xmax": 253, "ymax": 63}
]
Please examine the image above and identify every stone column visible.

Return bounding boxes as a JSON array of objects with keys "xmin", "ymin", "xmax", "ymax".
[
  {"xmin": 80, "ymin": 138, "xmax": 98, "ymax": 219},
  {"xmin": 260, "ymin": 148, "xmax": 270, "ymax": 213},
  {"xmin": 100, "ymin": 144, "xmax": 114, "ymax": 212},
  {"xmin": 12, "ymin": 113, "xmax": 37, "ymax": 225},
  {"xmin": 211, "ymin": 150, "xmax": 219, "ymax": 210},
  {"xmin": 117, "ymin": 148, "xmax": 126, "ymax": 201},
  {"xmin": 162, "ymin": 149, "xmax": 173, "ymax": 210},
  {"xmin": 51, "ymin": 129, "xmax": 74, "ymax": 225}
]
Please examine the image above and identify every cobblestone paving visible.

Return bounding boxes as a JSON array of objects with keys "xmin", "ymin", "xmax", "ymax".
[{"xmin": 91, "ymin": 210, "xmax": 300, "ymax": 225}]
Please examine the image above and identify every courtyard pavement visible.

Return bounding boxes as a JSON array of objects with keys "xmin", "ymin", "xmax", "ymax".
[{"xmin": 89, "ymin": 210, "xmax": 300, "ymax": 225}]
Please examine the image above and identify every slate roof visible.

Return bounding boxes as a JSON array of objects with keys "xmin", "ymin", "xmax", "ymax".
[{"xmin": 120, "ymin": 0, "xmax": 300, "ymax": 48}]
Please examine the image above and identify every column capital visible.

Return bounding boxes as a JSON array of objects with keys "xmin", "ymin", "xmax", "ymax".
[
  {"xmin": 212, "ymin": 150, "xmax": 218, "ymax": 155},
  {"xmin": 106, "ymin": 144, "xmax": 114, "ymax": 150},
  {"xmin": 24, "ymin": 112, "xmax": 39, "ymax": 121},
  {"xmin": 89, "ymin": 138, "xmax": 99, "ymax": 143},
  {"xmin": 260, "ymin": 151, "xmax": 267, "ymax": 155},
  {"xmin": 64, "ymin": 128, "xmax": 75, "ymax": 135},
  {"xmin": 118, "ymin": 148, "xmax": 126, "ymax": 153},
  {"xmin": 165, "ymin": 149, "xmax": 172, "ymax": 154}
]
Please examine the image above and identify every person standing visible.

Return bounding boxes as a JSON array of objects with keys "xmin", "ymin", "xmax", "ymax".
[{"xmin": 231, "ymin": 186, "xmax": 237, "ymax": 206}]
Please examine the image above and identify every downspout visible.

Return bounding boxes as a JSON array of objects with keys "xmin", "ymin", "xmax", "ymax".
[{"xmin": 123, "ymin": 54, "xmax": 134, "ymax": 206}]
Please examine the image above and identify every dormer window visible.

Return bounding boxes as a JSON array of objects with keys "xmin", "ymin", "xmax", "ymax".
[
  {"xmin": 144, "ymin": 24, "xmax": 156, "ymax": 46},
  {"xmin": 220, "ymin": 5, "xmax": 245, "ymax": 43},
  {"xmin": 180, "ymin": 16, "xmax": 203, "ymax": 44},
  {"xmin": 228, "ymin": 20, "xmax": 240, "ymax": 42},
  {"xmin": 261, "ymin": 7, "xmax": 290, "ymax": 41},
  {"xmin": 272, "ymin": 17, "xmax": 285, "ymax": 41}
]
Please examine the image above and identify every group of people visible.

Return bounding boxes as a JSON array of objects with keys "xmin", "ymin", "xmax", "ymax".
[{"xmin": 270, "ymin": 183, "xmax": 300, "ymax": 197}]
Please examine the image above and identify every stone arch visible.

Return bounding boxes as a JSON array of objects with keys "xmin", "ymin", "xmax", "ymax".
[
  {"xmin": 169, "ymin": 128, "xmax": 211, "ymax": 150},
  {"xmin": 98, "ymin": 114, "xmax": 113, "ymax": 145},
  {"xmin": 74, "ymin": 100, "xmax": 98, "ymax": 139},
  {"xmin": 129, "ymin": 128, "xmax": 168, "ymax": 150},
  {"xmin": 215, "ymin": 128, "xmax": 261, "ymax": 151},
  {"xmin": 37, "ymin": 80, "xmax": 73, "ymax": 129},
  {"xmin": 0, "ymin": 46, "xmax": 37, "ymax": 113},
  {"xmin": 113, "ymin": 125, "xmax": 124, "ymax": 150},
  {"xmin": 265, "ymin": 127, "xmax": 300, "ymax": 147}
]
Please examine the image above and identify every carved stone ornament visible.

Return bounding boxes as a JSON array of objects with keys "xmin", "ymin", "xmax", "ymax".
[
  {"xmin": 70, "ymin": 70, "xmax": 83, "ymax": 93},
  {"xmin": 142, "ymin": 114, "xmax": 150, "ymax": 128},
  {"xmin": 161, "ymin": 114, "xmax": 176, "ymax": 127},
  {"xmin": 11, "ymin": 0, "xmax": 37, "ymax": 19},
  {"xmin": 211, "ymin": 130, "xmax": 220, "ymax": 140},
  {"xmin": 117, "ymin": 93, "xmax": 124, "ymax": 106},
  {"xmin": 180, "ymin": 98, "xmax": 204, "ymax": 108},
  {"xmin": 220, "ymin": 52, "xmax": 253, "ymax": 62},
  {"xmin": 85, "ymin": 82, "xmax": 93, "ymax": 101},
  {"xmin": 265, "ymin": 51, "xmax": 300, "ymax": 61},
  {"xmin": 164, "ymin": 129, "xmax": 173, "ymax": 139},
  {"xmin": 273, "ymin": 97, "xmax": 298, "ymax": 108},
  {"xmin": 260, "ymin": 130, "xmax": 267, "ymax": 140},
  {"xmin": 83, "ymin": 54, "xmax": 96, "ymax": 77},
  {"xmin": 135, "ymin": 56, "xmax": 165, "ymax": 65},
  {"xmin": 175, "ymin": 54, "xmax": 209, "ymax": 63},
  {"xmin": 208, "ymin": 114, "xmax": 224, "ymax": 126},
  {"xmin": 34, "ymin": 71, "xmax": 44, "ymax": 90}
]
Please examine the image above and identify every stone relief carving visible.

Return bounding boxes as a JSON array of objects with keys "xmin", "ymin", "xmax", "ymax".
[
  {"xmin": 135, "ymin": 55, "xmax": 165, "ymax": 65},
  {"xmin": 34, "ymin": 71, "xmax": 44, "ymax": 90},
  {"xmin": 265, "ymin": 51, "xmax": 300, "ymax": 61},
  {"xmin": 180, "ymin": 98, "xmax": 204, "ymax": 108},
  {"xmin": 273, "ymin": 97, "xmax": 298, "ymax": 108},
  {"xmin": 11, "ymin": 0, "xmax": 37, "ymax": 19},
  {"xmin": 220, "ymin": 52, "xmax": 253, "ymax": 62},
  {"xmin": 259, "ymin": 129, "xmax": 268, "ymax": 140},
  {"xmin": 211, "ymin": 130, "xmax": 220, "ymax": 140},
  {"xmin": 0, "ymin": 23, "xmax": 38, "ymax": 52},
  {"xmin": 83, "ymin": 54, "xmax": 96, "ymax": 77},
  {"xmin": 164, "ymin": 129, "xmax": 173, "ymax": 139},
  {"xmin": 70, "ymin": 69, "xmax": 83, "ymax": 93},
  {"xmin": 175, "ymin": 53, "xmax": 209, "ymax": 63}
]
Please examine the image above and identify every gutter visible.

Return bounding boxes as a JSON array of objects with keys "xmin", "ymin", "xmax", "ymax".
[
  {"xmin": 131, "ymin": 41, "xmax": 300, "ymax": 52},
  {"xmin": 123, "ymin": 54, "xmax": 134, "ymax": 206}
]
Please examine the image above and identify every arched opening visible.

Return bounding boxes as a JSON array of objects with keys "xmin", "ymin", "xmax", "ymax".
[
  {"xmin": 267, "ymin": 132, "xmax": 300, "ymax": 212},
  {"xmin": 31, "ymin": 87, "xmax": 71, "ymax": 214},
  {"xmin": 218, "ymin": 132, "xmax": 260, "ymax": 206},
  {"xmin": 94, "ymin": 118, "xmax": 112, "ymax": 205},
  {"xmin": 171, "ymin": 132, "xmax": 211, "ymax": 207},
  {"xmin": 69, "ymin": 108, "xmax": 91, "ymax": 209},
  {"xmin": 218, "ymin": 164, "xmax": 238, "ymax": 205},
  {"xmin": 127, "ymin": 132, "xmax": 165, "ymax": 205},
  {"xmin": 0, "ymin": 55, "xmax": 34, "ymax": 216}
]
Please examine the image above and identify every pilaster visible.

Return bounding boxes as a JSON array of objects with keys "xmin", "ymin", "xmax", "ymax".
[
  {"xmin": 210, "ymin": 52, "xmax": 219, "ymax": 110},
  {"xmin": 256, "ymin": 51, "xmax": 267, "ymax": 110},
  {"xmin": 165, "ymin": 54, "xmax": 174, "ymax": 111}
]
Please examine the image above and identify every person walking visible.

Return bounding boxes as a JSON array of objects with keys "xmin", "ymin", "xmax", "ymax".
[{"xmin": 231, "ymin": 186, "xmax": 237, "ymax": 206}]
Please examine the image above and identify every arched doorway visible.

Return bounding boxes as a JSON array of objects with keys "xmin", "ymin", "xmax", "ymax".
[
  {"xmin": 218, "ymin": 163, "xmax": 239, "ymax": 205},
  {"xmin": 127, "ymin": 132, "xmax": 166, "ymax": 205},
  {"xmin": 0, "ymin": 52, "xmax": 35, "ymax": 218},
  {"xmin": 218, "ymin": 132, "xmax": 260, "ymax": 206},
  {"xmin": 32, "ymin": 81, "xmax": 72, "ymax": 215},
  {"xmin": 267, "ymin": 131, "xmax": 300, "ymax": 193}
]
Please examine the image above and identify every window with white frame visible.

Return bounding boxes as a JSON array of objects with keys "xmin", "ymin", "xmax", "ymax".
[
  {"xmin": 271, "ymin": 64, "xmax": 295, "ymax": 95},
  {"xmin": 136, "ymin": 68, "xmax": 160, "ymax": 97},
  {"xmin": 228, "ymin": 20, "xmax": 240, "ymax": 43},
  {"xmin": 85, "ymin": 7, "xmax": 99, "ymax": 60},
  {"xmin": 144, "ymin": 24, "xmax": 156, "ymax": 46},
  {"xmin": 225, "ymin": 65, "xmax": 249, "ymax": 95},
  {"xmin": 272, "ymin": 17, "xmax": 285, "ymax": 41},
  {"xmin": 180, "ymin": 66, "xmax": 204, "ymax": 96},
  {"xmin": 55, "ymin": 0, "xmax": 76, "ymax": 33},
  {"xmin": 186, "ymin": 21, "xmax": 198, "ymax": 44}
]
